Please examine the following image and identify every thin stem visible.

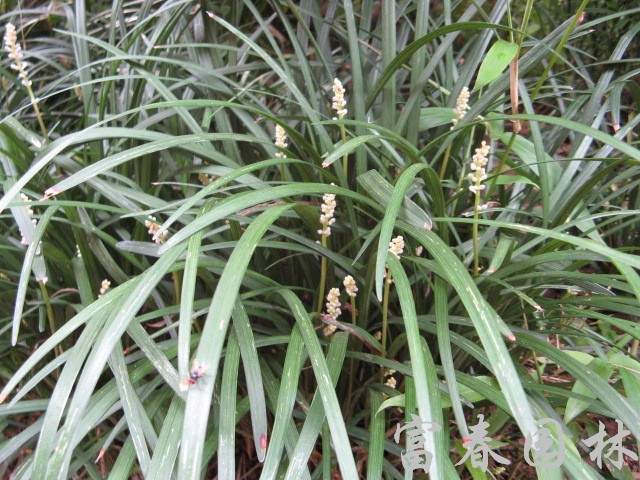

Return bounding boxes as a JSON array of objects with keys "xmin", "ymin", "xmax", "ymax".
[
  {"xmin": 25, "ymin": 84, "xmax": 47, "ymax": 139},
  {"xmin": 39, "ymin": 280, "xmax": 60, "ymax": 355},
  {"xmin": 316, "ymin": 235, "xmax": 328, "ymax": 313},
  {"xmin": 493, "ymin": 131, "xmax": 516, "ymax": 182},
  {"xmin": 439, "ymin": 142, "xmax": 453, "ymax": 180},
  {"xmin": 380, "ymin": 271, "xmax": 391, "ymax": 380},
  {"xmin": 172, "ymin": 271, "xmax": 181, "ymax": 304},
  {"xmin": 472, "ymin": 188, "xmax": 481, "ymax": 276},
  {"xmin": 340, "ymin": 123, "xmax": 348, "ymax": 182},
  {"xmin": 346, "ymin": 296, "xmax": 357, "ymax": 415}
]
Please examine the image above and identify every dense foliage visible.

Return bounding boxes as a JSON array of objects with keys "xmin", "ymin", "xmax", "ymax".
[{"xmin": 1, "ymin": 1, "xmax": 639, "ymax": 478}]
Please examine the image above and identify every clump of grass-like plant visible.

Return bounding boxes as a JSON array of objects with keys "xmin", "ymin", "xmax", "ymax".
[{"xmin": 1, "ymin": 1, "xmax": 639, "ymax": 479}]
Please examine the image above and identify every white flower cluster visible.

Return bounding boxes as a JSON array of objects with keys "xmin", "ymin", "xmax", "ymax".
[
  {"xmin": 468, "ymin": 141, "xmax": 491, "ymax": 194},
  {"xmin": 384, "ymin": 368, "xmax": 397, "ymax": 389},
  {"xmin": 322, "ymin": 287, "xmax": 341, "ymax": 336},
  {"xmin": 274, "ymin": 125, "xmax": 288, "ymax": 158},
  {"xmin": 99, "ymin": 279, "xmax": 111, "ymax": 297},
  {"xmin": 4, "ymin": 23, "xmax": 31, "ymax": 88},
  {"xmin": 452, "ymin": 87, "xmax": 470, "ymax": 126},
  {"xmin": 388, "ymin": 235, "xmax": 405, "ymax": 259},
  {"xmin": 343, "ymin": 275, "xmax": 358, "ymax": 298},
  {"xmin": 331, "ymin": 78, "xmax": 347, "ymax": 119},
  {"xmin": 145, "ymin": 216, "xmax": 168, "ymax": 244},
  {"xmin": 198, "ymin": 172, "xmax": 213, "ymax": 185},
  {"xmin": 317, "ymin": 192, "xmax": 336, "ymax": 237},
  {"xmin": 325, "ymin": 287, "xmax": 341, "ymax": 320}
]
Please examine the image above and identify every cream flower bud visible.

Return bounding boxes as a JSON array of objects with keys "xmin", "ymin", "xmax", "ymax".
[
  {"xmin": 331, "ymin": 78, "xmax": 347, "ymax": 119},
  {"xmin": 145, "ymin": 216, "xmax": 168, "ymax": 244},
  {"xmin": 384, "ymin": 368, "xmax": 397, "ymax": 388},
  {"xmin": 198, "ymin": 172, "xmax": 213, "ymax": 185},
  {"xmin": 468, "ymin": 141, "xmax": 491, "ymax": 195},
  {"xmin": 343, "ymin": 275, "xmax": 358, "ymax": 298},
  {"xmin": 388, "ymin": 235, "xmax": 405, "ymax": 259},
  {"xmin": 4, "ymin": 23, "xmax": 31, "ymax": 88},
  {"xmin": 99, "ymin": 279, "xmax": 111, "ymax": 297},
  {"xmin": 324, "ymin": 287, "xmax": 341, "ymax": 321},
  {"xmin": 322, "ymin": 323, "xmax": 337, "ymax": 337},
  {"xmin": 318, "ymin": 191, "xmax": 337, "ymax": 237},
  {"xmin": 274, "ymin": 124, "xmax": 288, "ymax": 158},
  {"xmin": 452, "ymin": 87, "xmax": 470, "ymax": 126}
]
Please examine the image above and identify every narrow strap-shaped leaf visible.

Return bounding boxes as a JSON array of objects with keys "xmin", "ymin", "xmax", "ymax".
[
  {"xmin": 400, "ymin": 222, "xmax": 539, "ymax": 440},
  {"xmin": 342, "ymin": 0, "xmax": 366, "ymax": 174},
  {"xmin": 260, "ymin": 326, "xmax": 306, "ymax": 480},
  {"xmin": 177, "ymin": 202, "xmax": 210, "ymax": 380},
  {"xmin": 159, "ymin": 184, "xmax": 378, "ymax": 254},
  {"xmin": 9, "ymin": 352, "xmax": 69, "ymax": 406},
  {"xmin": 278, "ymin": 291, "xmax": 358, "ymax": 479},
  {"xmin": 161, "ymin": 158, "xmax": 296, "ymax": 236},
  {"xmin": 366, "ymin": 391, "xmax": 384, "ymax": 480},
  {"xmin": 218, "ymin": 333, "xmax": 241, "ymax": 480},
  {"xmin": 386, "ymin": 255, "xmax": 445, "ymax": 480},
  {"xmin": 206, "ymin": 12, "xmax": 332, "ymax": 150},
  {"xmin": 107, "ymin": 342, "xmax": 153, "ymax": 473},
  {"xmin": 232, "ymin": 301, "xmax": 268, "ymax": 463},
  {"xmin": 106, "ymin": 438, "xmax": 136, "ymax": 480},
  {"xmin": 178, "ymin": 204, "xmax": 292, "ymax": 479},
  {"xmin": 127, "ymin": 321, "xmax": 181, "ymax": 394},
  {"xmin": 517, "ymin": 333, "xmax": 640, "ymax": 438},
  {"xmin": 46, "ymin": 244, "xmax": 185, "ymax": 479},
  {"xmin": 29, "ymin": 309, "xmax": 110, "ymax": 479},
  {"xmin": 12, "ymin": 206, "xmax": 57, "ymax": 345},
  {"xmin": 146, "ymin": 396, "xmax": 185, "ymax": 480},
  {"xmin": 284, "ymin": 333, "xmax": 348, "ymax": 480},
  {"xmin": 374, "ymin": 163, "xmax": 426, "ymax": 300},
  {"xmin": 259, "ymin": 360, "xmax": 311, "ymax": 480},
  {"xmin": 435, "ymin": 276, "xmax": 469, "ymax": 439}
]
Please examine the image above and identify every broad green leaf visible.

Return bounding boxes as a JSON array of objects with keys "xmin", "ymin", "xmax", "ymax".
[{"xmin": 474, "ymin": 40, "xmax": 518, "ymax": 90}]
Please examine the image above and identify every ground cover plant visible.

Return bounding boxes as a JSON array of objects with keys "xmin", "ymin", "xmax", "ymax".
[{"xmin": 1, "ymin": 0, "xmax": 639, "ymax": 478}]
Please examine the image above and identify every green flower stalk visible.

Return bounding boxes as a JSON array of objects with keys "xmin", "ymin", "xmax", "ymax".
[
  {"xmin": 343, "ymin": 274, "xmax": 358, "ymax": 414},
  {"xmin": 468, "ymin": 141, "xmax": 491, "ymax": 276},
  {"xmin": 382, "ymin": 236, "xmax": 404, "ymax": 360},
  {"xmin": 316, "ymin": 191, "xmax": 336, "ymax": 313}
]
